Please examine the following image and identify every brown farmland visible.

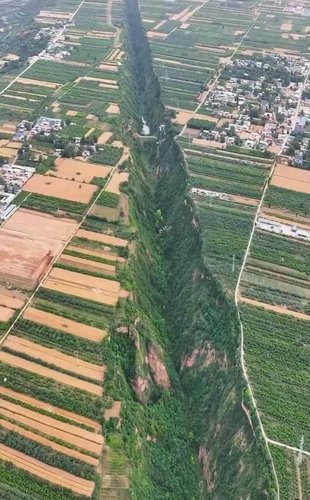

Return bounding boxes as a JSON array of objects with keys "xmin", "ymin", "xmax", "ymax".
[
  {"xmin": 23, "ymin": 174, "xmax": 97, "ymax": 203},
  {"xmin": 3, "ymin": 336, "xmax": 105, "ymax": 382},
  {"xmin": 52, "ymin": 158, "xmax": 111, "ymax": 183},
  {"xmin": 0, "ymin": 419, "xmax": 99, "ymax": 466},
  {"xmin": 43, "ymin": 267, "xmax": 120, "ymax": 306},
  {"xmin": 0, "ymin": 398, "xmax": 103, "ymax": 454},
  {"xmin": 0, "ymin": 286, "xmax": 26, "ymax": 310},
  {"xmin": 106, "ymin": 171, "xmax": 129, "ymax": 195},
  {"xmin": 4, "ymin": 209, "xmax": 78, "ymax": 241},
  {"xmin": 0, "ymin": 306, "xmax": 15, "ymax": 321},
  {"xmin": 0, "ymin": 386, "xmax": 101, "ymax": 431},
  {"xmin": 66, "ymin": 245, "xmax": 124, "ymax": 262},
  {"xmin": 0, "ymin": 444, "xmax": 95, "ymax": 497},
  {"xmin": 0, "ymin": 351, "xmax": 102, "ymax": 395},
  {"xmin": 77, "ymin": 229, "xmax": 128, "ymax": 248},
  {"xmin": 23, "ymin": 307, "xmax": 106, "ymax": 342},
  {"xmin": 271, "ymin": 164, "xmax": 310, "ymax": 194},
  {"xmin": 58, "ymin": 254, "xmax": 116, "ymax": 276}
]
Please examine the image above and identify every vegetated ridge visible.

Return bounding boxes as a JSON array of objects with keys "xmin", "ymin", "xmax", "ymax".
[{"xmin": 122, "ymin": 0, "xmax": 276, "ymax": 497}]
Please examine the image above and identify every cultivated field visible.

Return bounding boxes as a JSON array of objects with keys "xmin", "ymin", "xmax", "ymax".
[
  {"xmin": 23, "ymin": 174, "xmax": 97, "ymax": 203},
  {"xmin": 53, "ymin": 157, "xmax": 111, "ymax": 183}
]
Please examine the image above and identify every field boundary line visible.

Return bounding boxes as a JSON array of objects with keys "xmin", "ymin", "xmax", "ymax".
[{"xmin": 234, "ymin": 58, "xmax": 310, "ymax": 499}]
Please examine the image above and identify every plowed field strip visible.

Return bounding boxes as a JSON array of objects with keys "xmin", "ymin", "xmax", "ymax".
[
  {"xmin": 43, "ymin": 277, "xmax": 119, "ymax": 306},
  {"xmin": 0, "ymin": 398, "xmax": 103, "ymax": 445},
  {"xmin": 0, "ymin": 352, "xmax": 102, "ymax": 395},
  {"xmin": 66, "ymin": 245, "xmax": 125, "ymax": 262},
  {"xmin": 58, "ymin": 254, "xmax": 116, "ymax": 275},
  {"xmin": 0, "ymin": 419, "xmax": 98, "ymax": 466},
  {"xmin": 23, "ymin": 307, "xmax": 106, "ymax": 342},
  {"xmin": 77, "ymin": 229, "xmax": 128, "ymax": 247},
  {"xmin": 0, "ymin": 386, "xmax": 101, "ymax": 431},
  {"xmin": 0, "ymin": 410, "xmax": 102, "ymax": 456},
  {"xmin": 0, "ymin": 443, "xmax": 95, "ymax": 497},
  {"xmin": 3, "ymin": 336, "xmax": 104, "ymax": 382},
  {"xmin": 239, "ymin": 296, "xmax": 310, "ymax": 321}
]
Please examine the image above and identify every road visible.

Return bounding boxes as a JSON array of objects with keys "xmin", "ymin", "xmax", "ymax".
[{"xmin": 234, "ymin": 57, "xmax": 310, "ymax": 500}]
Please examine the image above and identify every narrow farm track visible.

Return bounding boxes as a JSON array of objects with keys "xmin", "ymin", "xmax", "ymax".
[{"xmin": 234, "ymin": 63, "xmax": 310, "ymax": 497}]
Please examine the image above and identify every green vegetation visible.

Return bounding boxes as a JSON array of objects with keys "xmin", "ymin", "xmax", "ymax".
[
  {"xmin": 96, "ymin": 191, "xmax": 119, "ymax": 208},
  {"xmin": 0, "ymin": 427, "xmax": 95, "ymax": 480},
  {"xmin": 241, "ymin": 304, "xmax": 309, "ymax": 448},
  {"xmin": 91, "ymin": 146, "xmax": 123, "ymax": 166},
  {"xmin": 265, "ymin": 186, "xmax": 310, "ymax": 215},
  {"xmin": 22, "ymin": 193, "xmax": 88, "ymax": 217}
]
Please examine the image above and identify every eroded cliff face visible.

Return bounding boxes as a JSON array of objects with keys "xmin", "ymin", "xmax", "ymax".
[{"xmin": 122, "ymin": 0, "xmax": 275, "ymax": 497}]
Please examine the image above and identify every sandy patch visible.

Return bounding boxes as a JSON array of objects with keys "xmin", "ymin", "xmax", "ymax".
[
  {"xmin": 58, "ymin": 253, "xmax": 116, "ymax": 276},
  {"xmin": 84, "ymin": 127, "xmax": 95, "ymax": 138},
  {"xmin": 43, "ymin": 267, "xmax": 121, "ymax": 307},
  {"xmin": 3, "ymin": 335, "xmax": 104, "ymax": 382},
  {"xmin": 239, "ymin": 296, "xmax": 310, "ymax": 321},
  {"xmin": 76, "ymin": 229, "xmax": 128, "ymax": 248},
  {"xmin": 97, "ymin": 131, "xmax": 113, "ymax": 145},
  {"xmin": 172, "ymin": 109, "xmax": 193, "ymax": 125},
  {"xmin": 0, "ymin": 444, "xmax": 95, "ymax": 497},
  {"xmin": 106, "ymin": 171, "xmax": 128, "ymax": 195},
  {"xmin": 38, "ymin": 10, "xmax": 71, "ymax": 20},
  {"xmin": 52, "ymin": 158, "xmax": 111, "ymax": 183},
  {"xmin": 0, "ymin": 386, "xmax": 101, "ymax": 431},
  {"xmin": 281, "ymin": 22, "xmax": 292, "ymax": 32},
  {"xmin": 147, "ymin": 31, "xmax": 168, "ymax": 39},
  {"xmin": 23, "ymin": 307, "xmax": 106, "ymax": 342},
  {"xmin": 23, "ymin": 174, "xmax": 97, "ymax": 203},
  {"xmin": 271, "ymin": 164, "xmax": 310, "ymax": 194},
  {"xmin": 98, "ymin": 63, "xmax": 118, "ymax": 72},
  {"xmin": 17, "ymin": 78, "xmax": 58, "ymax": 89},
  {"xmin": 0, "ymin": 351, "xmax": 102, "ymax": 395},
  {"xmin": 193, "ymin": 138, "xmax": 224, "ymax": 149},
  {"xmin": 66, "ymin": 110, "xmax": 78, "ymax": 116},
  {"xmin": 106, "ymin": 103, "xmax": 120, "ymax": 114},
  {"xmin": 104, "ymin": 401, "xmax": 121, "ymax": 421},
  {"xmin": 86, "ymin": 113, "xmax": 97, "ymax": 120},
  {"xmin": 0, "ymin": 305, "xmax": 15, "ymax": 321}
]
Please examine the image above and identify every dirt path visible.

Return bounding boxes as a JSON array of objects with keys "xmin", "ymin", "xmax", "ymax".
[
  {"xmin": 0, "ymin": 443, "xmax": 95, "ymax": 497},
  {"xmin": 0, "ymin": 419, "xmax": 98, "ymax": 466},
  {"xmin": 0, "ymin": 386, "xmax": 101, "ymax": 431},
  {"xmin": 239, "ymin": 296, "xmax": 310, "ymax": 321},
  {"xmin": 107, "ymin": 0, "xmax": 112, "ymax": 25},
  {"xmin": 0, "ymin": 351, "xmax": 102, "ymax": 395},
  {"xmin": 23, "ymin": 307, "xmax": 106, "ymax": 343},
  {"xmin": 3, "ymin": 336, "xmax": 105, "ymax": 382},
  {"xmin": 295, "ymin": 454, "xmax": 303, "ymax": 500}
]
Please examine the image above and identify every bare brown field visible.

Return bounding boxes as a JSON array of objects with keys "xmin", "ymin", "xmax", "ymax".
[
  {"xmin": 0, "ymin": 229, "xmax": 62, "ymax": 290},
  {"xmin": 58, "ymin": 254, "xmax": 116, "ymax": 276},
  {"xmin": 271, "ymin": 164, "xmax": 310, "ymax": 194},
  {"xmin": 106, "ymin": 171, "xmax": 128, "ymax": 195},
  {"xmin": 89, "ymin": 204, "xmax": 119, "ymax": 221},
  {"xmin": 66, "ymin": 110, "xmax": 78, "ymax": 116},
  {"xmin": 23, "ymin": 175, "xmax": 97, "ymax": 203},
  {"xmin": 4, "ymin": 209, "xmax": 78, "ymax": 241},
  {"xmin": 239, "ymin": 296, "xmax": 310, "ymax": 320},
  {"xmin": 0, "ymin": 146, "xmax": 19, "ymax": 157},
  {"xmin": 52, "ymin": 158, "xmax": 111, "ymax": 183},
  {"xmin": 104, "ymin": 401, "xmax": 121, "ymax": 421},
  {"xmin": 76, "ymin": 229, "xmax": 128, "ymax": 248},
  {"xmin": 261, "ymin": 207, "xmax": 310, "ymax": 227},
  {"xmin": 43, "ymin": 267, "xmax": 120, "ymax": 306},
  {"xmin": 3, "ymin": 336, "xmax": 104, "ymax": 382},
  {"xmin": 23, "ymin": 307, "xmax": 106, "ymax": 342},
  {"xmin": 0, "ymin": 306, "xmax": 15, "ymax": 321},
  {"xmin": 97, "ymin": 131, "xmax": 113, "ymax": 145},
  {"xmin": 66, "ymin": 245, "xmax": 124, "ymax": 262},
  {"xmin": 0, "ymin": 351, "xmax": 102, "ymax": 395},
  {"xmin": 0, "ymin": 444, "xmax": 95, "ymax": 497},
  {"xmin": 0, "ymin": 419, "xmax": 99, "ymax": 466},
  {"xmin": 0, "ymin": 386, "xmax": 101, "ymax": 431},
  {"xmin": 18, "ymin": 78, "xmax": 59, "ymax": 88},
  {"xmin": 0, "ymin": 286, "xmax": 26, "ymax": 309},
  {"xmin": 0, "ymin": 398, "xmax": 103, "ymax": 450},
  {"xmin": 106, "ymin": 104, "xmax": 120, "ymax": 114}
]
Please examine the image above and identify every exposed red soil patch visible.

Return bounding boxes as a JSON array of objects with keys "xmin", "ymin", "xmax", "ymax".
[
  {"xmin": 0, "ymin": 306, "xmax": 15, "ymax": 321},
  {"xmin": 147, "ymin": 345, "xmax": 170, "ymax": 388},
  {"xmin": 0, "ymin": 286, "xmax": 27, "ymax": 310},
  {"xmin": 23, "ymin": 174, "xmax": 97, "ymax": 203},
  {"xmin": 104, "ymin": 401, "xmax": 121, "ymax": 421},
  {"xmin": 52, "ymin": 158, "xmax": 111, "ymax": 184},
  {"xmin": 58, "ymin": 254, "xmax": 116, "ymax": 276}
]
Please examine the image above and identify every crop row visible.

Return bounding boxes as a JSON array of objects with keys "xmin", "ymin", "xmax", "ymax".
[{"xmin": 22, "ymin": 193, "xmax": 88, "ymax": 217}]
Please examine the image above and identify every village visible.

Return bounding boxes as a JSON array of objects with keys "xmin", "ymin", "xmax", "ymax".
[{"xmin": 183, "ymin": 53, "xmax": 310, "ymax": 165}]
